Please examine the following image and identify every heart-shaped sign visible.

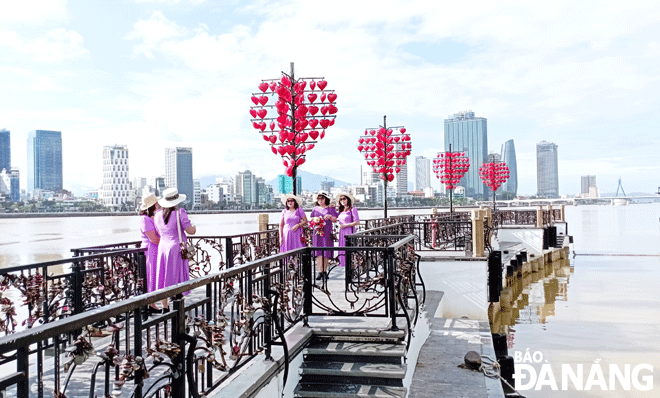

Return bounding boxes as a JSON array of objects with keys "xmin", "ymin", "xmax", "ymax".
[
  {"xmin": 307, "ymin": 93, "xmax": 317, "ymax": 103},
  {"xmin": 317, "ymin": 80, "xmax": 328, "ymax": 90},
  {"xmin": 257, "ymin": 109, "xmax": 268, "ymax": 119},
  {"xmin": 327, "ymin": 93, "xmax": 337, "ymax": 102},
  {"xmin": 309, "ymin": 130, "xmax": 319, "ymax": 140},
  {"xmin": 258, "ymin": 82, "xmax": 269, "ymax": 93}
]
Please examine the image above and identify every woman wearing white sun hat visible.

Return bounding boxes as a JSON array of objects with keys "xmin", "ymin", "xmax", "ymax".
[
  {"xmin": 138, "ymin": 192, "xmax": 160, "ymax": 299},
  {"xmin": 279, "ymin": 193, "xmax": 308, "ymax": 253},
  {"xmin": 154, "ymin": 187, "xmax": 197, "ymax": 311}
]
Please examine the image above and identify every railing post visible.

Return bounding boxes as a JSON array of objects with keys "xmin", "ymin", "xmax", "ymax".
[
  {"xmin": 17, "ymin": 346, "xmax": 29, "ymax": 398},
  {"xmin": 133, "ymin": 307, "xmax": 143, "ymax": 398},
  {"xmin": 302, "ymin": 249, "xmax": 312, "ymax": 326},
  {"xmin": 263, "ymin": 261, "xmax": 273, "ymax": 360},
  {"xmin": 547, "ymin": 204, "xmax": 554, "ymax": 225},
  {"xmin": 72, "ymin": 259, "xmax": 83, "ymax": 317},
  {"xmin": 471, "ymin": 210, "xmax": 485, "ymax": 258},
  {"xmin": 225, "ymin": 237, "xmax": 233, "ymax": 268},
  {"xmin": 536, "ymin": 206, "xmax": 543, "ymax": 228},
  {"xmin": 137, "ymin": 251, "xmax": 147, "ymax": 295},
  {"xmin": 171, "ymin": 295, "xmax": 186, "ymax": 398},
  {"xmin": 386, "ymin": 247, "xmax": 398, "ymax": 331}
]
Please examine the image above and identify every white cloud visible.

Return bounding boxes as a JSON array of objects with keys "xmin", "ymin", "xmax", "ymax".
[
  {"xmin": 0, "ymin": 28, "xmax": 87, "ymax": 62},
  {"xmin": 126, "ymin": 11, "xmax": 183, "ymax": 58},
  {"xmin": 0, "ymin": 0, "xmax": 68, "ymax": 25}
]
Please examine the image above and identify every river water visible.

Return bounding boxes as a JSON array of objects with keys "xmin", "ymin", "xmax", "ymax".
[
  {"xmin": 1, "ymin": 205, "xmax": 658, "ymax": 396},
  {"xmin": 504, "ymin": 204, "xmax": 660, "ymax": 397}
]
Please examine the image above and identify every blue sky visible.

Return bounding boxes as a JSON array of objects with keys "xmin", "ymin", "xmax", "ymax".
[{"xmin": 1, "ymin": 0, "xmax": 659, "ymax": 196}]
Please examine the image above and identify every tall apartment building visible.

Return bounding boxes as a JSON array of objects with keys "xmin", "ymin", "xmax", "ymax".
[
  {"xmin": 278, "ymin": 174, "xmax": 302, "ymax": 195},
  {"xmin": 236, "ymin": 170, "xmax": 257, "ymax": 206},
  {"xmin": 581, "ymin": 175, "xmax": 597, "ymax": 198},
  {"xmin": 393, "ymin": 143, "xmax": 408, "ymax": 197},
  {"xmin": 100, "ymin": 145, "xmax": 130, "ymax": 209},
  {"xmin": 27, "ymin": 130, "xmax": 63, "ymax": 194},
  {"xmin": 415, "ymin": 156, "xmax": 431, "ymax": 191},
  {"xmin": 360, "ymin": 165, "xmax": 379, "ymax": 186},
  {"xmin": 444, "ymin": 111, "xmax": 488, "ymax": 199},
  {"xmin": 193, "ymin": 179, "xmax": 201, "ymax": 209},
  {"xmin": 536, "ymin": 141, "xmax": 559, "ymax": 198},
  {"xmin": 500, "ymin": 139, "xmax": 518, "ymax": 199},
  {"xmin": 165, "ymin": 147, "xmax": 193, "ymax": 207},
  {"xmin": 0, "ymin": 129, "xmax": 10, "ymax": 172}
]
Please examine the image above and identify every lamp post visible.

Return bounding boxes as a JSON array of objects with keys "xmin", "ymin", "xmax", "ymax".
[
  {"xmin": 357, "ymin": 116, "xmax": 411, "ymax": 218},
  {"xmin": 432, "ymin": 144, "xmax": 469, "ymax": 213},
  {"xmin": 250, "ymin": 62, "xmax": 338, "ymax": 195}
]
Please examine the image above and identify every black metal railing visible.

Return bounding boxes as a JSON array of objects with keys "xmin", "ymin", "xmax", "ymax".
[
  {"xmin": 0, "ymin": 248, "xmax": 147, "ymax": 337},
  {"xmin": 0, "ymin": 235, "xmax": 421, "ymax": 398},
  {"xmin": 351, "ymin": 219, "xmax": 472, "ymax": 252}
]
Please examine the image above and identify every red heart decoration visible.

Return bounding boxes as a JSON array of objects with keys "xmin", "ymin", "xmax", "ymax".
[
  {"xmin": 357, "ymin": 145, "xmax": 364, "ymax": 151},
  {"xmin": 258, "ymin": 82, "xmax": 269, "ymax": 93},
  {"xmin": 317, "ymin": 80, "xmax": 328, "ymax": 90},
  {"xmin": 259, "ymin": 96, "xmax": 268, "ymax": 105},
  {"xmin": 309, "ymin": 119, "xmax": 319, "ymax": 128},
  {"xmin": 320, "ymin": 119, "xmax": 330, "ymax": 129},
  {"xmin": 251, "ymin": 96, "xmax": 260, "ymax": 105},
  {"xmin": 358, "ymin": 138, "xmax": 364, "ymax": 144},
  {"xmin": 250, "ymin": 109, "xmax": 257, "ymax": 118},
  {"xmin": 279, "ymin": 131, "xmax": 287, "ymax": 143},
  {"xmin": 307, "ymin": 144, "xmax": 314, "ymax": 150},
  {"xmin": 277, "ymin": 146, "xmax": 286, "ymax": 155},
  {"xmin": 269, "ymin": 82, "xmax": 277, "ymax": 91},
  {"xmin": 320, "ymin": 106, "xmax": 328, "ymax": 116},
  {"xmin": 370, "ymin": 153, "xmax": 376, "ymax": 159},
  {"xmin": 394, "ymin": 136, "xmax": 400, "ymax": 142},
  {"xmin": 395, "ymin": 167, "xmax": 401, "ymax": 173},
  {"xmin": 270, "ymin": 121, "xmax": 276, "ymax": 131},
  {"xmin": 257, "ymin": 109, "xmax": 268, "ymax": 119},
  {"xmin": 329, "ymin": 119, "xmax": 335, "ymax": 126},
  {"xmin": 327, "ymin": 93, "xmax": 337, "ymax": 102},
  {"xmin": 262, "ymin": 134, "xmax": 269, "ymax": 141},
  {"xmin": 252, "ymin": 122, "xmax": 260, "ymax": 130},
  {"xmin": 259, "ymin": 122, "xmax": 267, "ymax": 131},
  {"xmin": 364, "ymin": 153, "xmax": 370, "ymax": 159},
  {"xmin": 309, "ymin": 130, "xmax": 319, "ymax": 140},
  {"xmin": 271, "ymin": 146, "xmax": 277, "ymax": 154},
  {"xmin": 308, "ymin": 106, "xmax": 319, "ymax": 116},
  {"xmin": 400, "ymin": 128, "xmax": 406, "ymax": 133},
  {"xmin": 387, "ymin": 174, "xmax": 394, "ymax": 182},
  {"xmin": 281, "ymin": 75, "xmax": 291, "ymax": 86},
  {"xmin": 288, "ymin": 131, "xmax": 295, "ymax": 141},
  {"xmin": 309, "ymin": 80, "xmax": 316, "ymax": 90},
  {"xmin": 320, "ymin": 131, "xmax": 325, "ymax": 139},
  {"xmin": 307, "ymin": 93, "xmax": 317, "ymax": 103},
  {"xmin": 370, "ymin": 130, "xmax": 376, "ymax": 136},
  {"xmin": 320, "ymin": 93, "xmax": 327, "ymax": 102},
  {"xmin": 297, "ymin": 158, "xmax": 306, "ymax": 166},
  {"xmin": 328, "ymin": 105, "xmax": 338, "ymax": 115},
  {"xmin": 269, "ymin": 135, "xmax": 277, "ymax": 144}
]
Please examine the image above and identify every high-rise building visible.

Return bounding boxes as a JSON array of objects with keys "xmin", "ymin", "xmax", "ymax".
[
  {"xmin": 100, "ymin": 145, "xmax": 130, "ymax": 209},
  {"xmin": 393, "ymin": 143, "xmax": 408, "ymax": 196},
  {"xmin": 0, "ymin": 129, "xmax": 10, "ymax": 172},
  {"xmin": 256, "ymin": 177, "xmax": 272, "ymax": 205},
  {"xmin": 536, "ymin": 141, "xmax": 559, "ymax": 198},
  {"xmin": 278, "ymin": 174, "xmax": 302, "ymax": 194},
  {"xmin": 236, "ymin": 170, "xmax": 257, "ymax": 205},
  {"xmin": 487, "ymin": 152, "xmax": 501, "ymax": 163},
  {"xmin": 415, "ymin": 156, "xmax": 431, "ymax": 191},
  {"xmin": 27, "ymin": 130, "xmax": 63, "ymax": 194},
  {"xmin": 193, "ymin": 179, "xmax": 201, "ymax": 209},
  {"xmin": 361, "ymin": 165, "xmax": 378, "ymax": 186},
  {"xmin": 165, "ymin": 147, "xmax": 193, "ymax": 207},
  {"xmin": 581, "ymin": 175, "xmax": 597, "ymax": 198},
  {"xmin": 500, "ymin": 139, "xmax": 518, "ymax": 199},
  {"xmin": 444, "ymin": 111, "xmax": 488, "ymax": 199}
]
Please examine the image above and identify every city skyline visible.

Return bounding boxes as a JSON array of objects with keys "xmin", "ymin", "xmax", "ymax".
[{"xmin": 1, "ymin": 1, "xmax": 659, "ymax": 197}]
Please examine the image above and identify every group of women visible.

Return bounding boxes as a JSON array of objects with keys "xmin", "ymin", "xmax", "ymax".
[
  {"xmin": 279, "ymin": 191, "xmax": 360, "ymax": 280},
  {"xmin": 138, "ymin": 187, "xmax": 197, "ymax": 313},
  {"xmin": 138, "ymin": 188, "xmax": 357, "ymax": 310}
]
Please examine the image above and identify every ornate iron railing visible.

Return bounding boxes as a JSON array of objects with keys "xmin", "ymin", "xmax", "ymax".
[
  {"xmin": 0, "ymin": 236, "xmax": 421, "ymax": 398},
  {"xmin": 494, "ymin": 210, "xmax": 537, "ymax": 226},
  {"xmin": 0, "ymin": 248, "xmax": 146, "ymax": 337},
  {"xmin": 351, "ymin": 219, "xmax": 472, "ymax": 252}
]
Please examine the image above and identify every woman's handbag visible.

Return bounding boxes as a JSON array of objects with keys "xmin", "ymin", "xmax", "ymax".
[{"xmin": 176, "ymin": 209, "xmax": 196, "ymax": 260}]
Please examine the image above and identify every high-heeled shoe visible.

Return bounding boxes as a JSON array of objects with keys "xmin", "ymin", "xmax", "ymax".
[{"xmin": 316, "ymin": 272, "xmax": 324, "ymax": 280}]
